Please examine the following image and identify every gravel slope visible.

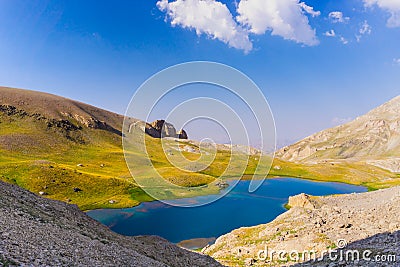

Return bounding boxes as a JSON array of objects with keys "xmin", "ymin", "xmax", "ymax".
[{"xmin": 0, "ymin": 181, "xmax": 222, "ymax": 267}]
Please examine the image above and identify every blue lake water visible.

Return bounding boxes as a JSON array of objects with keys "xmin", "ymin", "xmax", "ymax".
[{"xmin": 87, "ymin": 178, "xmax": 366, "ymax": 244}]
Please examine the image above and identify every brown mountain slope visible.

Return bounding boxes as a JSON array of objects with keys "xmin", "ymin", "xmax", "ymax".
[
  {"xmin": 0, "ymin": 86, "xmax": 128, "ymax": 135},
  {"xmin": 276, "ymin": 95, "xmax": 400, "ymax": 172}
]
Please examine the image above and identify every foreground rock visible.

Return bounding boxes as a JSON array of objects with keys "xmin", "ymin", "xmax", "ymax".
[
  {"xmin": 204, "ymin": 187, "xmax": 400, "ymax": 266},
  {"xmin": 0, "ymin": 181, "xmax": 222, "ymax": 267}
]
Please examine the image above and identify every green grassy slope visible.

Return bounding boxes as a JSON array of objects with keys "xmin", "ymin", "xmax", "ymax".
[{"xmin": 0, "ymin": 87, "xmax": 273, "ymax": 210}]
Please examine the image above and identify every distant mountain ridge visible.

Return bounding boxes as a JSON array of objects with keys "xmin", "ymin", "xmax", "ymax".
[{"xmin": 276, "ymin": 95, "xmax": 400, "ymax": 172}]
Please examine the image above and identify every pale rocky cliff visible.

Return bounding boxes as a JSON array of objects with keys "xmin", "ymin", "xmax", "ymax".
[{"xmin": 276, "ymin": 96, "xmax": 400, "ymax": 172}]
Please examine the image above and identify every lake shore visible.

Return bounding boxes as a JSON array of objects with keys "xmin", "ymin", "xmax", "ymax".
[{"xmin": 87, "ymin": 178, "xmax": 367, "ymax": 245}]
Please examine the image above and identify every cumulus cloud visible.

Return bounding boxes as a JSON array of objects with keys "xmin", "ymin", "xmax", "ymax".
[
  {"xmin": 299, "ymin": 2, "xmax": 321, "ymax": 17},
  {"xmin": 324, "ymin": 29, "xmax": 336, "ymax": 37},
  {"xmin": 394, "ymin": 58, "xmax": 400, "ymax": 65},
  {"xmin": 156, "ymin": 0, "xmax": 252, "ymax": 53},
  {"xmin": 328, "ymin": 11, "xmax": 350, "ymax": 23},
  {"xmin": 157, "ymin": 0, "xmax": 320, "ymax": 51},
  {"xmin": 364, "ymin": 0, "xmax": 400, "ymax": 27},
  {"xmin": 236, "ymin": 0, "xmax": 319, "ymax": 46}
]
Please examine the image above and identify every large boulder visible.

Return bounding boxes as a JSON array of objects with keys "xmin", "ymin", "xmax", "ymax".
[
  {"xmin": 144, "ymin": 123, "xmax": 161, "ymax": 138},
  {"xmin": 178, "ymin": 129, "xmax": 188, "ymax": 139},
  {"xmin": 288, "ymin": 193, "xmax": 318, "ymax": 209}
]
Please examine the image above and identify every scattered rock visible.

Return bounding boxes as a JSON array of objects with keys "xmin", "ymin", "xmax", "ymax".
[
  {"xmin": 215, "ymin": 181, "xmax": 229, "ymax": 189},
  {"xmin": 73, "ymin": 187, "xmax": 82, "ymax": 192},
  {"xmin": 244, "ymin": 258, "xmax": 255, "ymax": 266},
  {"xmin": 182, "ymin": 145, "xmax": 197, "ymax": 153}
]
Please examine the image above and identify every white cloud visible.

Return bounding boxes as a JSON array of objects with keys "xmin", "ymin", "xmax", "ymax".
[
  {"xmin": 364, "ymin": 0, "xmax": 400, "ymax": 27},
  {"xmin": 156, "ymin": 0, "xmax": 252, "ymax": 53},
  {"xmin": 340, "ymin": 36, "xmax": 349, "ymax": 44},
  {"xmin": 328, "ymin": 11, "xmax": 350, "ymax": 23},
  {"xmin": 236, "ymin": 0, "xmax": 319, "ymax": 46},
  {"xmin": 324, "ymin": 29, "xmax": 336, "ymax": 37},
  {"xmin": 360, "ymin": 20, "xmax": 372, "ymax": 35},
  {"xmin": 394, "ymin": 58, "xmax": 400, "ymax": 65},
  {"xmin": 157, "ymin": 0, "xmax": 320, "ymax": 51},
  {"xmin": 299, "ymin": 2, "xmax": 321, "ymax": 17},
  {"xmin": 356, "ymin": 20, "xmax": 372, "ymax": 42}
]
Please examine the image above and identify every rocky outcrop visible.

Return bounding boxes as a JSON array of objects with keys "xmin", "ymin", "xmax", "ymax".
[
  {"xmin": 62, "ymin": 112, "xmax": 122, "ymax": 136},
  {"xmin": 288, "ymin": 193, "xmax": 319, "ymax": 209},
  {"xmin": 204, "ymin": 187, "xmax": 400, "ymax": 266},
  {"xmin": 0, "ymin": 181, "xmax": 222, "ymax": 267},
  {"xmin": 150, "ymin": 120, "xmax": 177, "ymax": 137},
  {"xmin": 130, "ymin": 119, "xmax": 188, "ymax": 139},
  {"xmin": 0, "ymin": 104, "xmax": 87, "ymax": 144},
  {"xmin": 276, "ymin": 95, "xmax": 400, "ymax": 164}
]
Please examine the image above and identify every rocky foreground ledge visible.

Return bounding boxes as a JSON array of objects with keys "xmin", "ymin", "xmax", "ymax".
[
  {"xmin": 204, "ymin": 187, "xmax": 400, "ymax": 266},
  {"xmin": 0, "ymin": 181, "xmax": 222, "ymax": 267}
]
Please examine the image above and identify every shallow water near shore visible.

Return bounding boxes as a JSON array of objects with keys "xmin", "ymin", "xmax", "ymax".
[{"xmin": 87, "ymin": 178, "xmax": 367, "ymax": 248}]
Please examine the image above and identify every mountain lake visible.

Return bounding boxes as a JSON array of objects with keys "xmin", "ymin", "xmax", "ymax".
[{"xmin": 87, "ymin": 178, "xmax": 367, "ymax": 249}]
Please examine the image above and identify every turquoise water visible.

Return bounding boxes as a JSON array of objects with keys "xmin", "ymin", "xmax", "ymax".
[{"xmin": 87, "ymin": 178, "xmax": 366, "ymax": 244}]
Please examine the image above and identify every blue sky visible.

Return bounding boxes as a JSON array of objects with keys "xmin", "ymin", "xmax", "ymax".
[{"xmin": 0, "ymin": 0, "xmax": 399, "ymax": 146}]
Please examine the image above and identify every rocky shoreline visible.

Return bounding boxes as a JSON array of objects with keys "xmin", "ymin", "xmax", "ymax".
[{"xmin": 204, "ymin": 187, "xmax": 400, "ymax": 266}]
